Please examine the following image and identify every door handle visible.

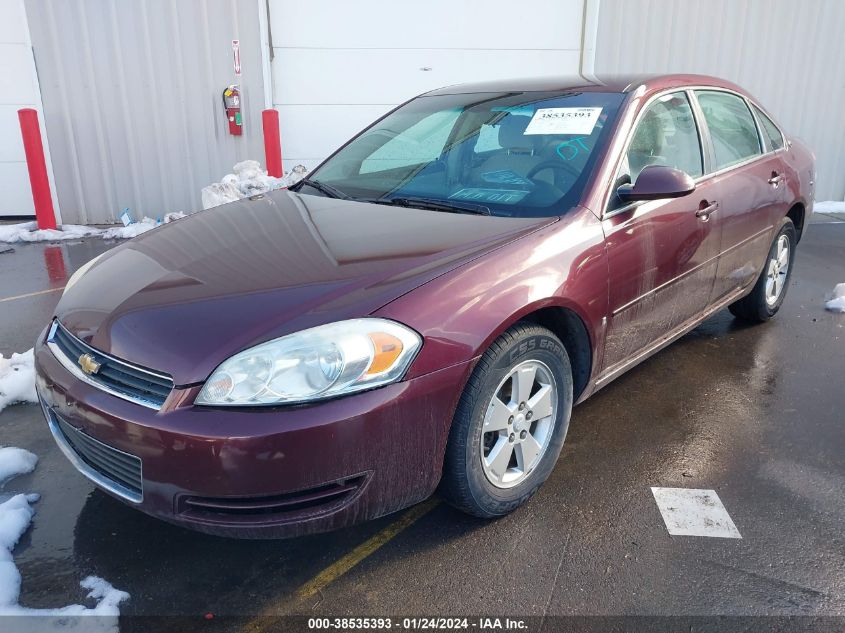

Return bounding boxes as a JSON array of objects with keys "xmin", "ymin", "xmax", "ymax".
[
  {"xmin": 696, "ymin": 201, "xmax": 719, "ymax": 220},
  {"xmin": 768, "ymin": 174, "xmax": 785, "ymax": 187}
]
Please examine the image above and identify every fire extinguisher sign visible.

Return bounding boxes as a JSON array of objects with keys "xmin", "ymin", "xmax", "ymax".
[{"xmin": 232, "ymin": 39, "xmax": 241, "ymax": 76}]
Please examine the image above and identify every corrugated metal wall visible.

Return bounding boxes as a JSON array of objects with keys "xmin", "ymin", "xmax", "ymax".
[
  {"xmin": 594, "ymin": 0, "xmax": 845, "ymax": 201},
  {"xmin": 25, "ymin": 0, "xmax": 267, "ymax": 224}
]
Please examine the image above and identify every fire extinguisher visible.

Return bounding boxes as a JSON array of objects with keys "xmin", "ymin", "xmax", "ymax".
[{"xmin": 222, "ymin": 85, "xmax": 242, "ymax": 136}]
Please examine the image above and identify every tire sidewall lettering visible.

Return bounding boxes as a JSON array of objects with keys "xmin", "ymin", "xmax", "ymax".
[{"xmin": 501, "ymin": 336, "xmax": 564, "ymax": 367}]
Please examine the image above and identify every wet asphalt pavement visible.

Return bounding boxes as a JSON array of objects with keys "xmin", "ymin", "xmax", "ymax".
[{"xmin": 0, "ymin": 219, "xmax": 843, "ymax": 631}]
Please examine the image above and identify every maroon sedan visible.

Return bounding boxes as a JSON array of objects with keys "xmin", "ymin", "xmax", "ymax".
[{"xmin": 35, "ymin": 74, "xmax": 814, "ymax": 538}]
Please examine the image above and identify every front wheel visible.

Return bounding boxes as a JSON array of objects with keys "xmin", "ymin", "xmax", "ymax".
[
  {"xmin": 440, "ymin": 323, "xmax": 573, "ymax": 518},
  {"xmin": 729, "ymin": 220, "xmax": 796, "ymax": 323}
]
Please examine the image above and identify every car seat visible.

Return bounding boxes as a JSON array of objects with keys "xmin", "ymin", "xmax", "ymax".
[{"xmin": 476, "ymin": 115, "xmax": 547, "ymax": 181}]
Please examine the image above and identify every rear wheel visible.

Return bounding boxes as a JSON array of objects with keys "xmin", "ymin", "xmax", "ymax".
[
  {"xmin": 440, "ymin": 323, "xmax": 573, "ymax": 518},
  {"xmin": 729, "ymin": 220, "xmax": 796, "ymax": 323}
]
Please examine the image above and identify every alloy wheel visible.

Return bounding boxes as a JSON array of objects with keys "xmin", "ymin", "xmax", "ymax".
[
  {"xmin": 480, "ymin": 359, "xmax": 558, "ymax": 489},
  {"xmin": 765, "ymin": 234, "xmax": 790, "ymax": 306}
]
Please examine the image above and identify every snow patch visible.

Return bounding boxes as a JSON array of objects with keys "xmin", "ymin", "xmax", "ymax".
[
  {"xmin": 0, "ymin": 494, "xmax": 38, "ymax": 607},
  {"xmin": 99, "ymin": 213, "xmax": 184, "ymax": 239},
  {"xmin": 0, "ymin": 448, "xmax": 37, "ymax": 486},
  {"xmin": 0, "ymin": 214, "xmax": 184, "ymax": 244},
  {"xmin": 2, "ymin": 159, "xmax": 307, "ymax": 242},
  {"xmin": 815, "ymin": 200, "xmax": 845, "ymax": 214},
  {"xmin": 201, "ymin": 160, "xmax": 307, "ymax": 209},
  {"xmin": 825, "ymin": 283, "xmax": 845, "ymax": 313},
  {"xmin": 0, "ymin": 452, "xmax": 129, "ymax": 626},
  {"xmin": 0, "ymin": 222, "xmax": 101, "ymax": 243},
  {"xmin": 0, "ymin": 349, "xmax": 37, "ymax": 413}
]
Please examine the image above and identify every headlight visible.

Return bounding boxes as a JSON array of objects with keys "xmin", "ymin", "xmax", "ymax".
[
  {"xmin": 195, "ymin": 318, "xmax": 422, "ymax": 406},
  {"xmin": 63, "ymin": 253, "xmax": 106, "ymax": 295}
]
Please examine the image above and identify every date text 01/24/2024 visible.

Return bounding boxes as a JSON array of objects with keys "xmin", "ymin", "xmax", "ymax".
[{"xmin": 307, "ymin": 617, "xmax": 528, "ymax": 630}]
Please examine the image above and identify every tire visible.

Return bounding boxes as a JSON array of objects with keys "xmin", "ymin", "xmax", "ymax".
[
  {"xmin": 728, "ymin": 220, "xmax": 797, "ymax": 323},
  {"xmin": 440, "ymin": 322, "xmax": 573, "ymax": 518}
]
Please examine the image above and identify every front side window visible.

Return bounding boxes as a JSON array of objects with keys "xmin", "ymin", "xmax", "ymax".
[
  {"xmin": 308, "ymin": 90, "xmax": 626, "ymax": 217},
  {"xmin": 624, "ymin": 91, "xmax": 703, "ymax": 182},
  {"xmin": 695, "ymin": 90, "xmax": 762, "ymax": 170},
  {"xmin": 608, "ymin": 91, "xmax": 702, "ymax": 210},
  {"xmin": 751, "ymin": 104, "xmax": 785, "ymax": 151}
]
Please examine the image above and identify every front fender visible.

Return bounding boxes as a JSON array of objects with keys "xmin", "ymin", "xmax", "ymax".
[{"xmin": 375, "ymin": 206, "xmax": 608, "ymax": 384}]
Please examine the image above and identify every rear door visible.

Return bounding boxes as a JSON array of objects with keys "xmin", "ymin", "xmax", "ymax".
[
  {"xmin": 601, "ymin": 91, "xmax": 720, "ymax": 376},
  {"xmin": 692, "ymin": 90, "xmax": 789, "ymax": 303}
]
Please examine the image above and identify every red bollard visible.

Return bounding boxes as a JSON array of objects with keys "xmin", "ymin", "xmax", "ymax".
[
  {"xmin": 262, "ymin": 109, "xmax": 283, "ymax": 178},
  {"xmin": 18, "ymin": 108, "xmax": 57, "ymax": 230}
]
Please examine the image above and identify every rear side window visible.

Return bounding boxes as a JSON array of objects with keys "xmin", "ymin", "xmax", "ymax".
[
  {"xmin": 695, "ymin": 90, "xmax": 762, "ymax": 170},
  {"xmin": 752, "ymin": 104, "xmax": 785, "ymax": 151}
]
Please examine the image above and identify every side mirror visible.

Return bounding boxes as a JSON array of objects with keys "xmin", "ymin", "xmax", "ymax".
[{"xmin": 616, "ymin": 165, "xmax": 695, "ymax": 202}]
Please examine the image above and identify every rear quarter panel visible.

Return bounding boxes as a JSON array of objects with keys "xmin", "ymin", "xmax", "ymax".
[{"xmin": 782, "ymin": 137, "xmax": 816, "ymax": 227}]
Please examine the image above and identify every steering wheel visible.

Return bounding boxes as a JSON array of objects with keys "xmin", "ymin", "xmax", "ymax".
[{"xmin": 526, "ymin": 160, "xmax": 580, "ymax": 182}]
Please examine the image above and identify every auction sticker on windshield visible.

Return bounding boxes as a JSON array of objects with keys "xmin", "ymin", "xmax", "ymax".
[{"xmin": 524, "ymin": 107, "xmax": 602, "ymax": 135}]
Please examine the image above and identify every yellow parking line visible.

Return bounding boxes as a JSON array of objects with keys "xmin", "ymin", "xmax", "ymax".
[
  {"xmin": 296, "ymin": 499, "xmax": 439, "ymax": 599},
  {"xmin": 244, "ymin": 498, "xmax": 440, "ymax": 631},
  {"xmin": 0, "ymin": 286, "xmax": 64, "ymax": 303}
]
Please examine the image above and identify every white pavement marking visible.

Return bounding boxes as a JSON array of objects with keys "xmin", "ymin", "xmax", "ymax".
[{"xmin": 651, "ymin": 487, "xmax": 741, "ymax": 539}]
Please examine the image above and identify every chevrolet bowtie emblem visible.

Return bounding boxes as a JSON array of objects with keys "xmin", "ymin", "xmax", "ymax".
[{"xmin": 78, "ymin": 353, "xmax": 101, "ymax": 375}]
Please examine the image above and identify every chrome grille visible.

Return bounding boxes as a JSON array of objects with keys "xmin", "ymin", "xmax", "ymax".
[
  {"xmin": 47, "ymin": 321, "xmax": 173, "ymax": 409},
  {"xmin": 47, "ymin": 408, "xmax": 143, "ymax": 503}
]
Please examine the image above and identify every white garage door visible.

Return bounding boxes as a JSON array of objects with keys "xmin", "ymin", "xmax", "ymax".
[
  {"xmin": 269, "ymin": 0, "xmax": 586, "ymax": 172},
  {"xmin": 0, "ymin": 0, "xmax": 57, "ymax": 218}
]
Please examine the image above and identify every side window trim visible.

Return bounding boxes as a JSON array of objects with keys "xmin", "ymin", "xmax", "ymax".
[
  {"xmin": 746, "ymin": 97, "xmax": 769, "ymax": 153},
  {"xmin": 600, "ymin": 85, "xmax": 783, "ymax": 219},
  {"xmin": 686, "ymin": 89, "xmax": 713, "ymax": 175},
  {"xmin": 692, "ymin": 88, "xmax": 770, "ymax": 176}
]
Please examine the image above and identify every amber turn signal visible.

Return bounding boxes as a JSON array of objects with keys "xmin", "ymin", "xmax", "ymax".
[{"xmin": 367, "ymin": 332, "xmax": 404, "ymax": 375}]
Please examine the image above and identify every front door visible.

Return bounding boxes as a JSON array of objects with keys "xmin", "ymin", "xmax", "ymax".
[{"xmin": 600, "ymin": 91, "xmax": 720, "ymax": 377}]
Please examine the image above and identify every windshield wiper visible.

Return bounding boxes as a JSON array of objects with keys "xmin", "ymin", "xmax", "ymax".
[
  {"xmin": 292, "ymin": 178, "xmax": 350, "ymax": 200},
  {"xmin": 369, "ymin": 196, "xmax": 491, "ymax": 216}
]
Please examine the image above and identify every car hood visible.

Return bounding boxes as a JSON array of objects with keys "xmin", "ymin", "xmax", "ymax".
[{"xmin": 55, "ymin": 190, "xmax": 553, "ymax": 385}]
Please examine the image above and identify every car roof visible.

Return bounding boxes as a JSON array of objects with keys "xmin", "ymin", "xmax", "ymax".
[{"xmin": 425, "ymin": 73, "xmax": 749, "ymax": 98}]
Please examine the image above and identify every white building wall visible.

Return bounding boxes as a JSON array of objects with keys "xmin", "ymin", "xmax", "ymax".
[
  {"xmin": 593, "ymin": 0, "xmax": 845, "ymax": 201},
  {"xmin": 268, "ymin": 0, "xmax": 587, "ymax": 173},
  {"xmin": 0, "ymin": 0, "xmax": 58, "ymax": 218}
]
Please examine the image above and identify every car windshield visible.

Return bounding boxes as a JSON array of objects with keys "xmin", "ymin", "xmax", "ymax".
[{"xmin": 301, "ymin": 90, "xmax": 626, "ymax": 217}]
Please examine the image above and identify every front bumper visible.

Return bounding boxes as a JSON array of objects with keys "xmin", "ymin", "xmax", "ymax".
[{"xmin": 34, "ymin": 334, "xmax": 473, "ymax": 539}]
